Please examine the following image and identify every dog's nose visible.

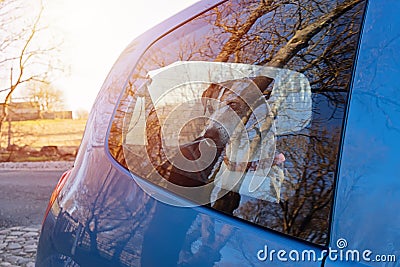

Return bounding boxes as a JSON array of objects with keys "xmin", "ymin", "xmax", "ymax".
[{"xmin": 204, "ymin": 122, "xmax": 229, "ymax": 148}]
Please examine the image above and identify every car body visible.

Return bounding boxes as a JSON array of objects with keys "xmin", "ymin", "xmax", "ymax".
[{"xmin": 36, "ymin": 0, "xmax": 400, "ymax": 266}]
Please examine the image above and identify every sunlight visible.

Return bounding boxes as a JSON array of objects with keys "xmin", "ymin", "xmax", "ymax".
[{"xmin": 43, "ymin": 0, "xmax": 198, "ymax": 112}]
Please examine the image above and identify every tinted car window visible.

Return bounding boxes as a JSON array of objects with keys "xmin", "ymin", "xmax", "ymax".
[{"xmin": 108, "ymin": 0, "xmax": 366, "ymax": 245}]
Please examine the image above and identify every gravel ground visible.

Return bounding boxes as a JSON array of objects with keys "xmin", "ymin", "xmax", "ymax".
[{"xmin": 0, "ymin": 225, "xmax": 40, "ymax": 267}]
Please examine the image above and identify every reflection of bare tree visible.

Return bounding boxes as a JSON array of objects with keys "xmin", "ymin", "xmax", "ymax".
[
  {"xmin": 237, "ymin": 129, "xmax": 340, "ymax": 244},
  {"xmin": 108, "ymin": 0, "xmax": 366, "ymax": 253},
  {"xmin": 58, "ymin": 166, "xmax": 156, "ymax": 265}
]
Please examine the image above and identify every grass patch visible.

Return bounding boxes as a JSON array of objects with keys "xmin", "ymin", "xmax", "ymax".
[
  {"xmin": 0, "ymin": 152, "xmax": 59, "ymax": 162},
  {"xmin": 0, "ymin": 119, "xmax": 86, "ymax": 149}
]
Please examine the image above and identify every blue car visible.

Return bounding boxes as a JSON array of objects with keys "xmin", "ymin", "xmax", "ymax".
[{"xmin": 36, "ymin": 0, "xmax": 400, "ymax": 266}]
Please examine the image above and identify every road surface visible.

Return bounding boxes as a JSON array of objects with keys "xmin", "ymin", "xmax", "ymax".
[{"xmin": 0, "ymin": 170, "xmax": 63, "ymax": 228}]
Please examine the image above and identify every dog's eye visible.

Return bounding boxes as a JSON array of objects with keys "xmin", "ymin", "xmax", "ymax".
[{"xmin": 226, "ymin": 100, "xmax": 239, "ymax": 109}]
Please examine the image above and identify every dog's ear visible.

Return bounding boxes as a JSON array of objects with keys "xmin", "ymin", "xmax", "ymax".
[
  {"xmin": 250, "ymin": 76, "xmax": 274, "ymax": 99},
  {"xmin": 201, "ymin": 76, "xmax": 273, "ymax": 115},
  {"xmin": 201, "ymin": 83, "xmax": 221, "ymax": 114}
]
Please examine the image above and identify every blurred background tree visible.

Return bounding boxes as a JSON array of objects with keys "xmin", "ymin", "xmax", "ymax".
[
  {"xmin": 25, "ymin": 80, "xmax": 65, "ymax": 116},
  {"xmin": 74, "ymin": 108, "xmax": 89, "ymax": 120},
  {"xmin": 0, "ymin": 0, "xmax": 63, "ymax": 147}
]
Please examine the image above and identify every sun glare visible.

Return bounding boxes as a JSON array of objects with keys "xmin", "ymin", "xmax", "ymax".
[{"xmin": 43, "ymin": 0, "xmax": 198, "ymax": 113}]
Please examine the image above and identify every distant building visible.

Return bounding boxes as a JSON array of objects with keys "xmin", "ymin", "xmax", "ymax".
[
  {"xmin": 42, "ymin": 111, "xmax": 73, "ymax": 120},
  {"xmin": 0, "ymin": 101, "xmax": 72, "ymax": 121},
  {"xmin": 0, "ymin": 101, "xmax": 40, "ymax": 121}
]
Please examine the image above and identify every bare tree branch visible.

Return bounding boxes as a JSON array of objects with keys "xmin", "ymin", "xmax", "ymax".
[
  {"xmin": 0, "ymin": 0, "xmax": 63, "ymax": 146},
  {"xmin": 267, "ymin": 0, "xmax": 363, "ymax": 68}
]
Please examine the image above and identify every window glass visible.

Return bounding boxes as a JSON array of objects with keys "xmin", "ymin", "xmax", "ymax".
[{"xmin": 109, "ymin": 0, "xmax": 366, "ymax": 245}]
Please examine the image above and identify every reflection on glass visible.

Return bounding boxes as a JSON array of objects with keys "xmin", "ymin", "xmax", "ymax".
[
  {"xmin": 122, "ymin": 61, "xmax": 311, "ymax": 206},
  {"xmin": 109, "ymin": 0, "xmax": 366, "ymax": 245}
]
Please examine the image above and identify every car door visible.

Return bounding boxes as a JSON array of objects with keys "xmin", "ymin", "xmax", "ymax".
[
  {"xmin": 326, "ymin": 0, "xmax": 400, "ymax": 266},
  {"xmin": 105, "ymin": 0, "xmax": 368, "ymax": 266}
]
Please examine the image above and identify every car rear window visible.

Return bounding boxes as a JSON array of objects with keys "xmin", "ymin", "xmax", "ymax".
[{"xmin": 108, "ymin": 0, "xmax": 366, "ymax": 245}]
